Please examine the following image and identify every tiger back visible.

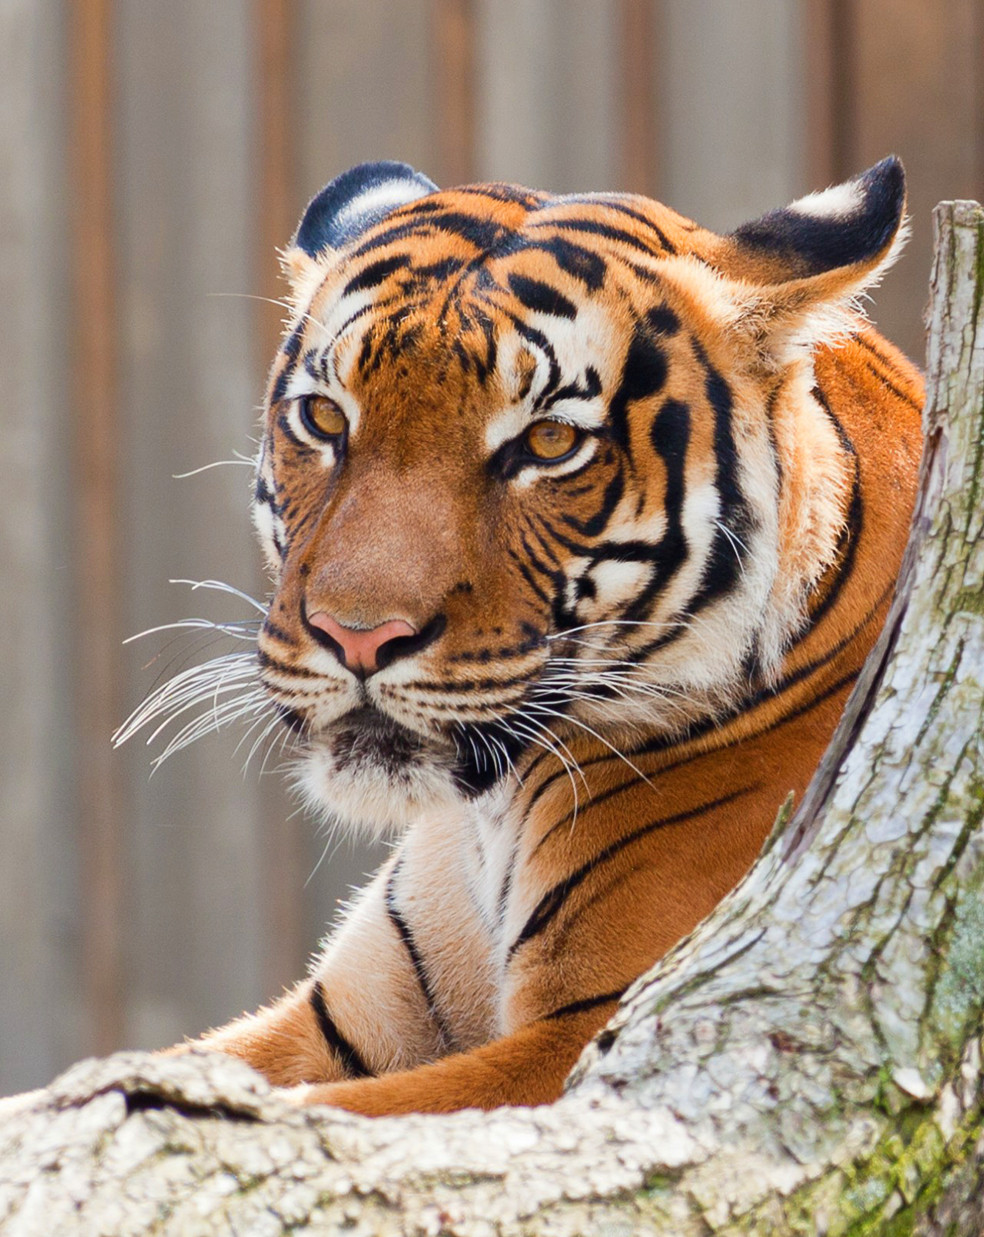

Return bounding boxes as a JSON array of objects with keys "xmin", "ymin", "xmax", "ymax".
[{"xmin": 156, "ymin": 158, "xmax": 922, "ymax": 1113}]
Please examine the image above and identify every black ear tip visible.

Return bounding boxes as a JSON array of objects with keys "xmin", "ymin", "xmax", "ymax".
[
  {"xmin": 730, "ymin": 155, "xmax": 908, "ymax": 277},
  {"xmin": 858, "ymin": 155, "xmax": 906, "ymax": 217},
  {"xmin": 294, "ymin": 160, "xmax": 439, "ymax": 258}
]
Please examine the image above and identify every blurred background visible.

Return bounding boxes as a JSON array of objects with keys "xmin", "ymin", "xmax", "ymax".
[{"xmin": 2, "ymin": 0, "xmax": 982, "ymax": 1093}]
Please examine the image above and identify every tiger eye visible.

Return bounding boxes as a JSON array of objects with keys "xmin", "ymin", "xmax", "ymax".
[
  {"xmin": 300, "ymin": 395, "xmax": 347, "ymax": 440},
  {"xmin": 524, "ymin": 419, "xmax": 580, "ymax": 461}
]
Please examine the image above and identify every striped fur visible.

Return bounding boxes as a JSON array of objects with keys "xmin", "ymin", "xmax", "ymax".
[{"xmin": 181, "ymin": 159, "xmax": 923, "ymax": 1113}]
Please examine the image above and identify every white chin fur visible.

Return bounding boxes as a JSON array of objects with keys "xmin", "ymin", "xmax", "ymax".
[{"xmin": 291, "ymin": 744, "xmax": 466, "ymax": 839}]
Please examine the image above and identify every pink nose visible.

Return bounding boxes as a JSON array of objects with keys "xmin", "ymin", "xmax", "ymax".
[{"xmin": 306, "ymin": 612, "xmax": 417, "ymax": 677}]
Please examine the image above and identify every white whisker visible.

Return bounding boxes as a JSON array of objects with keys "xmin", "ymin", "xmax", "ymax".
[
  {"xmin": 524, "ymin": 700, "xmax": 655, "ymax": 789},
  {"xmin": 172, "ymin": 455, "xmax": 255, "ymax": 479},
  {"xmin": 123, "ymin": 617, "xmax": 261, "ymax": 646},
  {"xmin": 508, "ymin": 717, "xmax": 582, "ymax": 824},
  {"xmin": 169, "ymin": 578, "xmax": 269, "ymax": 615},
  {"xmin": 715, "ymin": 521, "xmax": 748, "ymax": 576}
]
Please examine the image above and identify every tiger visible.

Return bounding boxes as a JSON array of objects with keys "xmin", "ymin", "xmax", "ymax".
[{"xmin": 147, "ymin": 156, "xmax": 923, "ymax": 1115}]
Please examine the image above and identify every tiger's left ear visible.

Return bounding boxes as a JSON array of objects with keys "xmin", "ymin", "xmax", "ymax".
[{"xmin": 708, "ymin": 156, "xmax": 908, "ymax": 365}]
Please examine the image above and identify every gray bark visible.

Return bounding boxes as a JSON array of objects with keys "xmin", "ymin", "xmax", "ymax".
[{"xmin": 2, "ymin": 200, "xmax": 983, "ymax": 1236}]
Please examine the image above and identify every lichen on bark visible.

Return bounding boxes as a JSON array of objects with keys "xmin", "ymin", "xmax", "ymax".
[{"xmin": 2, "ymin": 201, "xmax": 983, "ymax": 1236}]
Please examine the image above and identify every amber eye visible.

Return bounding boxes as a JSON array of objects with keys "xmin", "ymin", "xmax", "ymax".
[
  {"xmin": 299, "ymin": 395, "xmax": 347, "ymax": 440},
  {"xmin": 523, "ymin": 419, "xmax": 581, "ymax": 461}
]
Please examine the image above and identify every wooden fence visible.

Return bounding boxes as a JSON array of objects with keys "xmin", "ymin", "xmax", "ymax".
[{"xmin": 2, "ymin": 0, "xmax": 982, "ymax": 1093}]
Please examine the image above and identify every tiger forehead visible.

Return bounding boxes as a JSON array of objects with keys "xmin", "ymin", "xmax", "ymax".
[{"xmin": 300, "ymin": 243, "xmax": 679, "ymax": 406}]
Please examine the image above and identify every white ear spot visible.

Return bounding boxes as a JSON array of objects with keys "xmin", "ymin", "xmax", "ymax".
[
  {"xmin": 331, "ymin": 178, "xmax": 430, "ymax": 241},
  {"xmin": 787, "ymin": 179, "xmax": 865, "ymax": 222}
]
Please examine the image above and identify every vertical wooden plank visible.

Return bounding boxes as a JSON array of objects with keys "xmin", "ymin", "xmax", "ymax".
[
  {"xmin": 658, "ymin": 0, "xmax": 804, "ymax": 230},
  {"xmin": 618, "ymin": 0, "xmax": 658, "ymax": 196},
  {"xmin": 828, "ymin": 0, "xmax": 857, "ymax": 181},
  {"xmin": 472, "ymin": 0, "xmax": 552, "ymax": 186},
  {"xmin": 850, "ymin": 0, "xmax": 983, "ymax": 359},
  {"xmin": 255, "ymin": 0, "xmax": 297, "ymax": 361},
  {"xmin": 803, "ymin": 0, "xmax": 856, "ymax": 188},
  {"xmin": 295, "ymin": 0, "xmax": 437, "ymax": 201},
  {"xmin": 253, "ymin": 0, "xmax": 309, "ymax": 997},
  {"xmin": 473, "ymin": 0, "xmax": 619, "ymax": 192},
  {"xmin": 0, "ymin": 1, "xmax": 79, "ymax": 1092},
  {"xmin": 70, "ymin": 0, "xmax": 126, "ymax": 1057},
  {"xmin": 114, "ymin": 0, "xmax": 271, "ymax": 1048},
  {"xmin": 803, "ymin": 0, "xmax": 836, "ymax": 187},
  {"xmin": 432, "ymin": 0, "xmax": 475, "ymax": 186}
]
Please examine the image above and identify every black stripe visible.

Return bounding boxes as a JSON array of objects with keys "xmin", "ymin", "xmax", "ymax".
[
  {"xmin": 281, "ymin": 325, "xmax": 303, "ymax": 361},
  {"xmin": 309, "ymin": 981, "xmax": 373, "ymax": 1078},
  {"xmin": 348, "ymin": 209, "xmax": 509, "ymax": 261},
  {"xmin": 529, "ymin": 666, "xmax": 862, "ymax": 856},
  {"xmin": 528, "ymin": 216, "xmax": 666, "ymax": 258},
  {"xmin": 254, "ymin": 474, "xmax": 275, "ymax": 507},
  {"xmin": 520, "ymin": 528, "xmax": 561, "ymax": 581},
  {"xmin": 529, "ymin": 236, "xmax": 606, "ymax": 291},
  {"xmin": 558, "ymin": 197, "xmax": 677, "ymax": 253},
  {"xmin": 509, "ymin": 547, "xmax": 555, "ymax": 606},
  {"xmin": 543, "ymin": 989, "xmax": 626, "ymax": 1020},
  {"xmin": 561, "ymin": 466, "xmax": 625, "ymax": 538},
  {"xmin": 259, "ymin": 619, "xmax": 293, "ymax": 645},
  {"xmin": 610, "ymin": 396, "xmax": 691, "ymax": 623},
  {"xmin": 455, "ymin": 183, "xmax": 545, "ymax": 207},
  {"xmin": 507, "ymin": 785, "xmax": 758, "ymax": 960},
  {"xmin": 343, "ymin": 253, "xmax": 411, "ymax": 296},
  {"xmin": 270, "ymin": 365, "xmax": 293, "ymax": 404},
  {"xmin": 256, "ymin": 648, "xmax": 318, "ymax": 677},
  {"xmin": 508, "ymin": 273, "xmax": 578, "ymax": 320},
  {"xmin": 806, "ymin": 385, "xmax": 862, "ymax": 627},
  {"xmin": 532, "ymin": 766, "xmax": 650, "ymax": 856},
  {"xmin": 275, "ymin": 409, "xmax": 312, "ymax": 452},
  {"xmin": 503, "ymin": 312, "xmax": 563, "ymax": 399},
  {"xmin": 685, "ymin": 341, "xmax": 754, "ymax": 617},
  {"xmin": 851, "ymin": 334, "xmax": 924, "ymax": 411},
  {"xmin": 861, "ymin": 358, "xmax": 921, "ymax": 411},
  {"xmin": 634, "ymin": 578, "xmax": 896, "ymax": 758},
  {"xmin": 606, "ymin": 317, "xmax": 668, "ymax": 458},
  {"xmin": 386, "ymin": 867, "xmax": 455, "ymax": 1049},
  {"xmin": 647, "ymin": 304, "xmax": 680, "ymax": 336}
]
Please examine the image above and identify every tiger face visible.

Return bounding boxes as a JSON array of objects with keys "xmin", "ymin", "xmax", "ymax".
[{"xmin": 253, "ymin": 160, "xmax": 906, "ymax": 833}]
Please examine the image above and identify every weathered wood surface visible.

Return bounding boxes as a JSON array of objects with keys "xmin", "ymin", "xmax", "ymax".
[{"xmin": 1, "ymin": 200, "xmax": 983, "ymax": 1234}]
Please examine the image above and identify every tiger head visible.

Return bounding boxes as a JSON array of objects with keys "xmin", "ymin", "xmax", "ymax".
[{"xmin": 252, "ymin": 158, "xmax": 907, "ymax": 833}]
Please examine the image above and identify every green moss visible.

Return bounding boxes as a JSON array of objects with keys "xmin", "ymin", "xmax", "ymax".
[
  {"xmin": 929, "ymin": 863, "xmax": 984, "ymax": 1056},
  {"xmin": 952, "ymin": 587, "xmax": 984, "ymax": 617},
  {"xmin": 640, "ymin": 1174, "xmax": 677, "ymax": 1194},
  {"xmin": 878, "ymin": 1207, "xmax": 915, "ymax": 1237}
]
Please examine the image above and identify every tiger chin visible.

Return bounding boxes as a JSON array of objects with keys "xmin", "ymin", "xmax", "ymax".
[{"xmin": 140, "ymin": 156, "xmax": 923, "ymax": 1115}]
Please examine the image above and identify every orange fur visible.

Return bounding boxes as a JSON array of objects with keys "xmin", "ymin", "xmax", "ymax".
[{"xmin": 171, "ymin": 161, "xmax": 923, "ymax": 1114}]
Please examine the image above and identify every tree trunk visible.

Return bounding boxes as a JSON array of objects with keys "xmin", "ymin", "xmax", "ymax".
[{"xmin": 3, "ymin": 200, "xmax": 983, "ymax": 1236}]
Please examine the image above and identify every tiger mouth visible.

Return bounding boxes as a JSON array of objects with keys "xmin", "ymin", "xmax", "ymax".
[{"xmin": 293, "ymin": 704, "xmax": 452, "ymax": 774}]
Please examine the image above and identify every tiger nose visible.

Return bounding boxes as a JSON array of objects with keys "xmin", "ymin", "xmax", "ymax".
[{"xmin": 305, "ymin": 612, "xmax": 418, "ymax": 678}]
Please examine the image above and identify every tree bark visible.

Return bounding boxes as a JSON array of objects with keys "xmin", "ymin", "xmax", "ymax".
[{"xmin": 3, "ymin": 200, "xmax": 984, "ymax": 1236}]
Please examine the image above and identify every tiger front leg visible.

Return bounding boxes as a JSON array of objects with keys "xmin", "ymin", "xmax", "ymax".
[
  {"xmin": 167, "ymin": 859, "xmax": 446, "ymax": 1089},
  {"xmin": 293, "ymin": 999, "xmax": 619, "ymax": 1115}
]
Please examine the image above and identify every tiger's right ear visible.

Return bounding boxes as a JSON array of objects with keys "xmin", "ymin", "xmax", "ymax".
[
  {"xmin": 714, "ymin": 156, "xmax": 907, "ymax": 292},
  {"xmin": 700, "ymin": 157, "xmax": 908, "ymax": 368},
  {"xmin": 282, "ymin": 161, "xmax": 439, "ymax": 298}
]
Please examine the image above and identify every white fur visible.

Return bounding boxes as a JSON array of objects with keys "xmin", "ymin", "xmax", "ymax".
[
  {"xmin": 787, "ymin": 180, "xmax": 864, "ymax": 220},
  {"xmin": 331, "ymin": 179, "xmax": 429, "ymax": 241}
]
